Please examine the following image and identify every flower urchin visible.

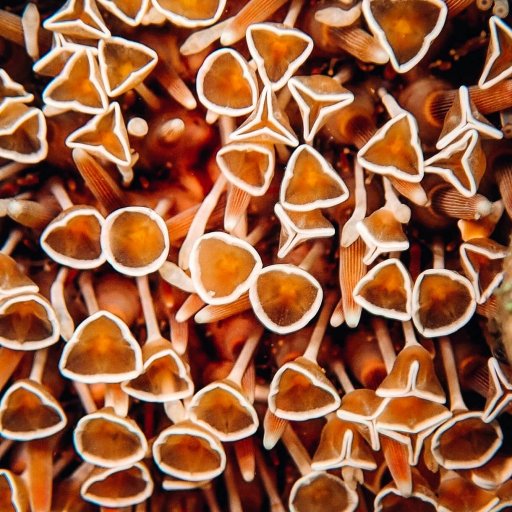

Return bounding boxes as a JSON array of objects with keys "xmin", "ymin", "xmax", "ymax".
[{"xmin": 1, "ymin": 0, "xmax": 512, "ymax": 510}]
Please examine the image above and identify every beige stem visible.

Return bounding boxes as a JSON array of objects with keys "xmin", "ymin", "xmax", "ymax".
[
  {"xmin": 0, "ymin": 348, "xmax": 24, "ymax": 391},
  {"xmin": 105, "ymin": 383, "xmax": 129, "ymax": 417},
  {"xmin": 330, "ymin": 360, "xmax": 355, "ymax": 393},
  {"xmin": 227, "ymin": 326, "xmax": 264, "ymax": 384},
  {"xmin": 281, "ymin": 424, "xmax": 312, "ymax": 476},
  {"xmin": 179, "ymin": 175, "xmax": 227, "ymax": 269},
  {"xmin": 27, "ymin": 439, "xmax": 53, "ymax": 512},
  {"xmin": 303, "ymin": 293, "xmax": 337, "ymax": 362},
  {"xmin": 136, "ymin": 275, "xmax": 161, "ymax": 344},
  {"xmin": 78, "ymin": 272, "xmax": 99, "ymax": 315},
  {"xmin": 439, "ymin": 336, "xmax": 467, "ymax": 412}
]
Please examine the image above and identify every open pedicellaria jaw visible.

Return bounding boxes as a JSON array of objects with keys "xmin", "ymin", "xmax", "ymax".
[
  {"xmin": 189, "ymin": 231, "xmax": 262, "ymax": 306},
  {"xmin": 249, "ymin": 263, "xmax": 323, "ymax": 335},
  {"xmin": 73, "ymin": 407, "xmax": 148, "ymax": 468},
  {"xmin": 59, "ymin": 309, "xmax": 143, "ymax": 383},
  {"xmin": 152, "ymin": 420, "xmax": 227, "ymax": 482},
  {"xmin": 40, "ymin": 205, "xmax": 106, "ymax": 269},
  {"xmin": 2, "ymin": 0, "xmax": 512, "ymax": 509},
  {"xmin": 101, "ymin": 206, "xmax": 170, "ymax": 276},
  {"xmin": 196, "ymin": 48, "xmax": 259, "ymax": 118},
  {"xmin": 0, "ymin": 102, "xmax": 48, "ymax": 164},
  {"xmin": 80, "ymin": 462, "xmax": 154, "ymax": 508}
]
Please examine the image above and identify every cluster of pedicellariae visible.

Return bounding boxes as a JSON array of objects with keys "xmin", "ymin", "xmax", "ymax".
[{"xmin": 2, "ymin": 0, "xmax": 512, "ymax": 510}]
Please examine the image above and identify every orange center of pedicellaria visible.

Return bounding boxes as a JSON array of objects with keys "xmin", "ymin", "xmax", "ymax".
[
  {"xmin": 437, "ymin": 417, "xmax": 500, "ymax": 464},
  {"xmin": 417, "ymin": 274, "xmax": 472, "ymax": 330},
  {"xmin": 362, "ymin": 117, "xmax": 420, "ymax": 177},
  {"xmin": 45, "ymin": 214, "xmax": 102, "ymax": 261},
  {"xmin": 155, "ymin": 0, "xmax": 220, "ymax": 20},
  {"xmin": 359, "ymin": 264, "xmax": 407, "ymax": 312},
  {"xmin": 1, "ymin": 388, "xmax": 61, "ymax": 433},
  {"xmin": 192, "ymin": 387, "xmax": 253, "ymax": 435},
  {"xmin": 0, "ymin": 300, "xmax": 52, "ymax": 343},
  {"xmin": 371, "ymin": 0, "xmax": 443, "ymax": 64},
  {"xmin": 488, "ymin": 27, "xmax": 512, "ymax": 81},
  {"xmin": 73, "ymin": 109, "xmax": 127, "ymax": 162},
  {"xmin": 103, "ymin": 43, "xmax": 153, "ymax": 92},
  {"xmin": 86, "ymin": 467, "xmax": 147, "ymax": 500},
  {"xmin": 220, "ymin": 147, "xmax": 269, "ymax": 188},
  {"xmin": 292, "ymin": 473, "xmax": 353, "ymax": 512},
  {"xmin": 64, "ymin": 316, "xmax": 137, "ymax": 375},
  {"xmin": 159, "ymin": 434, "xmax": 222, "ymax": 473},
  {"xmin": 275, "ymin": 369, "xmax": 334, "ymax": 413},
  {"xmin": 0, "ymin": 111, "xmax": 42, "ymax": 156},
  {"xmin": 51, "ymin": 53, "xmax": 102, "ymax": 108},
  {"xmin": 109, "ymin": 211, "xmax": 165, "ymax": 268},
  {"xmin": 197, "ymin": 238, "xmax": 256, "ymax": 299},
  {"xmin": 251, "ymin": 30, "xmax": 310, "ymax": 84},
  {"xmin": 78, "ymin": 417, "xmax": 142, "ymax": 461},
  {"xmin": 256, "ymin": 271, "xmax": 319, "ymax": 327},
  {"xmin": 467, "ymin": 250, "xmax": 503, "ymax": 294},
  {"xmin": 128, "ymin": 356, "xmax": 188, "ymax": 396},
  {"xmin": 284, "ymin": 150, "xmax": 345, "ymax": 206},
  {"xmin": 202, "ymin": 53, "xmax": 254, "ymax": 111}
]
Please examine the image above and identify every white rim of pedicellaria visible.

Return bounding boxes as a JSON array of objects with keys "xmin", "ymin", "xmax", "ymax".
[
  {"xmin": 151, "ymin": 0, "xmax": 226, "ymax": 28},
  {"xmin": 357, "ymin": 110, "xmax": 424, "ymax": 183},
  {"xmin": 459, "ymin": 238, "xmax": 507, "ymax": 304},
  {"xmin": 280, "ymin": 144, "xmax": 350, "ymax": 212},
  {"xmin": 0, "ymin": 469, "xmax": 29, "ymax": 512},
  {"xmin": 59, "ymin": 309, "xmax": 143, "ymax": 383},
  {"xmin": 0, "ymin": 378, "xmax": 67, "ymax": 440},
  {"xmin": 122, "ymin": 340, "xmax": 194, "ymax": 402},
  {"xmin": 42, "ymin": 49, "xmax": 109, "ymax": 115},
  {"xmin": 411, "ymin": 268, "xmax": 476, "ymax": 338},
  {"xmin": 188, "ymin": 327, "xmax": 263, "ymax": 441},
  {"xmin": 436, "ymin": 86, "xmax": 503, "ymax": 150},
  {"xmin": 42, "ymin": 0, "xmax": 111, "ymax": 39},
  {"xmin": 274, "ymin": 203, "xmax": 335, "ymax": 259},
  {"xmin": 66, "ymin": 102, "xmax": 132, "ymax": 168},
  {"xmin": 249, "ymin": 263, "xmax": 323, "ymax": 334},
  {"xmin": 267, "ymin": 295, "xmax": 340, "ymax": 421},
  {"xmin": 189, "ymin": 380, "xmax": 260, "ymax": 441},
  {"xmin": 152, "ymin": 421, "xmax": 227, "ymax": 481},
  {"xmin": 101, "ymin": 206, "xmax": 170, "ymax": 276},
  {"xmin": 288, "ymin": 75, "xmax": 355, "ymax": 144},
  {"xmin": 431, "ymin": 337, "xmax": 503, "ymax": 470},
  {"xmin": 0, "ymin": 104, "xmax": 48, "ymax": 164},
  {"xmin": 362, "ymin": 0, "xmax": 447, "ymax": 73},
  {"xmin": 0, "ymin": 246, "xmax": 39, "ymax": 298},
  {"xmin": 80, "ymin": 462, "xmax": 154, "ymax": 508},
  {"xmin": 353, "ymin": 258, "xmax": 413, "ymax": 321},
  {"xmin": 246, "ymin": 22, "xmax": 314, "ymax": 92},
  {"xmin": 0, "ymin": 69, "xmax": 34, "ymax": 109},
  {"xmin": 196, "ymin": 48, "xmax": 259, "ymax": 117},
  {"xmin": 96, "ymin": 0, "xmax": 150, "ymax": 27},
  {"xmin": 0, "ymin": 293, "xmax": 60, "ymax": 351},
  {"xmin": 73, "ymin": 408, "xmax": 148, "ymax": 468},
  {"xmin": 40, "ymin": 206, "xmax": 106, "ymax": 269},
  {"xmin": 98, "ymin": 37, "xmax": 158, "ymax": 97},
  {"xmin": 289, "ymin": 471, "xmax": 359, "ymax": 512},
  {"xmin": 479, "ymin": 16, "xmax": 512, "ymax": 90},
  {"xmin": 121, "ymin": 274, "xmax": 194, "ymax": 402},
  {"xmin": 216, "ymin": 142, "xmax": 275, "ymax": 197},
  {"xmin": 425, "ymin": 129, "xmax": 485, "ymax": 198},
  {"xmin": 189, "ymin": 231, "xmax": 263, "ymax": 306},
  {"xmin": 268, "ymin": 359, "xmax": 341, "ymax": 421},
  {"xmin": 373, "ymin": 473, "xmax": 438, "ymax": 512},
  {"xmin": 229, "ymin": 85, "xmax": 299, "ymax": 147}
]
